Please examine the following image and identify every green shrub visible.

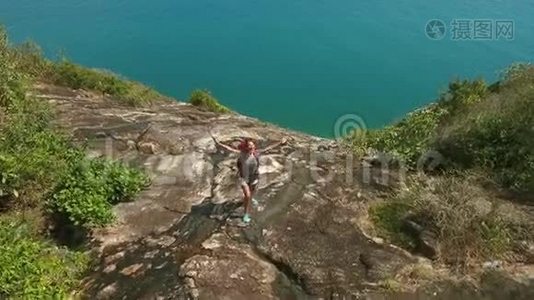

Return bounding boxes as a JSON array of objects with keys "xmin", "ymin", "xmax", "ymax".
[
  {"xmin": 351, "ymin": 79, "xmax": 487, "ymax": 168},
  {"xmin": 0, "ymin": 215, "xmax": 88, "ymax": 298},
  {"xmin": 0, "ymin": 28, "xmax": 27, "ymax": 109},
  {"xmin": 1, "ymin": 26, "xmax": 149, "ymax": 221},
  {"xmin": 439, "ymin": 79, "xmax": 488, "ymax": 113},
  {"xmin": 435, "ymin": 68, "xmax": 534, "ymax": 191},
  {"xmin": 0, "ymin": 26, "xmax": 150, "ymax": 297},
  {"xmin": 189, "ymin": 89, "xmax": 230, "ymax": 113},
  {"xmin": 0, "ymin": 83, "xmax": 84, "ymax": 208},
  {"xmin": 100, "ymin": 160, "xmax": 150, "ymax": 204},
  {"xmin": 1, "ymin": 104, "xmax": 149, "ymax": 226},
  {"xmin": 352, "ymin": 105, "xmax": 448, "ymax": 166},
  {"xmin": 0, "ymin": 131, "xmax": 82, "ymax": 208},
  {"xmin": 49, "ymin": 161, "xmax": 115, "ymax": 228},
  {"xmin": 49, "ymin": 159, "xmax": 149, "ymax": 228},
  {"xmin": 9, "ymin": 41, "xmax": 52, "ymax": 78},
  {"xmin": 1, "ymin": 28, "xmax": 65, "ymax": 206},
  {"xmin": 350, "ymin": 72, "xmax": 534, "ymax": 193}
]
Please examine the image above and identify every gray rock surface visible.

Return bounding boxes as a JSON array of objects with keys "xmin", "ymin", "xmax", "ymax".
[{"xmin": 36, "ymin": 84, "xmax": 534, "ymax": 299}]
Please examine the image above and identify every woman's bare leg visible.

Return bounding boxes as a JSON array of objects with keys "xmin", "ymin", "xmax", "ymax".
[
  {"xmin": 250, "ymin": 184, "xmax": 258, "ymax": 206},
  {"xmin": 241, "ymin": 183, "xmax": 252, "ymax": 216}
]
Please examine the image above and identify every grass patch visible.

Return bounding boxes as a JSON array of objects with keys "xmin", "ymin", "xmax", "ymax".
[
  {"xmin": 3, "ymin": 31, "xmax": 168, "ymax": 106},
  {"xmin": 369, "ymin": 173, "xmax": 532, "ymax": 267},
  {"xmin": 378, "ymin": 278, "xmax": 402, "ymax": 292},
  {"xmin": 189, "ymin": 89, "xmax": 230, "ymax": 113},
  {"xmin": 369, "ymin": 201, "xmax": 415, "ymax": 249},
  {"xmin": 50, "ymin": 60, "xmax": 166, "ymax": 106},
  {"xmin": 358, "ymin": 63, "xmax": 534, "ymax": 268}
]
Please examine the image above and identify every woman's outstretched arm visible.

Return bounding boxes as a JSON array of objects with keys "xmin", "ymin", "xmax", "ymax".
[
  {"xmin": 259, "ymin": 137, "xmax": 288, "ymax": 154},
  {"xmin": 211, "ymin": 134, "xmax": 240, "ymax": 153}
]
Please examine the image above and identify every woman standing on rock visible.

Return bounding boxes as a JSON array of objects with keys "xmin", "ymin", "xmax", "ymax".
[{"xmin": 211, "ymin": 135, "xmax": 288, "ymax": 224}]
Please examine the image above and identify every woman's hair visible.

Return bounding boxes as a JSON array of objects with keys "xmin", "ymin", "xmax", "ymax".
[{"xmin": 238, "ymin": 138, "xmax": 254, "ymax": 152}]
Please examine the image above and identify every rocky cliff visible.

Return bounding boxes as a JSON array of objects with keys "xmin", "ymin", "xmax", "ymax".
[{"xmin": 35, "ymin": 84, "xmax": 534, "ymax": 300}]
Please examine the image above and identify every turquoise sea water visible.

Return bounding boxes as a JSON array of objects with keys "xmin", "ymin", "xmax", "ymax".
[{"xmin": 1, "ymin": 0, "xmax": 533, "ymax": 137}]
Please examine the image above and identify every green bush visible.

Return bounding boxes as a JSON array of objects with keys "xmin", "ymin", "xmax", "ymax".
[
  {"xmin": 1, "ymin": 26, "xmax": 149, "ymax": 219},
  {"xmin": 0, "ymin": 28, "xmax": 27, "ymax": 109},
  {"xmin": 0, "ymin": 215, "xmax": 88, "ymax": 298},
  {"xmin": 0, "ymin": 96, "xmax": 78, "ymax": 195},
  {"xmin": 0, "ymin": 130, "xmax": 82, "ymax": 208},
  {"xmin": 1, "ymin": 28, "xmax": 63, "ymax": 206},
  {"xmin": 351, "ymin": 105, "xmax": 448, "ymax": 166},
  {"xmin": 9, "ymin": 41, "xmax": 52, "ymax": 78},
  {"xmin": 49, "ymin": 159, "xmax": 149, "ymax": 228},
  {"xmin": 1, "ymin": 26, "xmax": 150, "ymax": 297},
  {"xmin": 439, "ymin": 79, "xmax": 488, "ymax": 113},
  {"xmin": 351, "ymin": 79, "xmax": 487, "ymax": 168},
  {"xmin": 102, "ymin": 160, "xmax": 150, "ymax": 204},
  {"xmin": 189, "ymin": 89, "xmax": 230, "ymax": 113},
  {"xmin": 350, "ymin": 72, "xmax": 534, "ymax": 193},
  {"xmin": 435, "ymin": 67, "xmax": 534, "ymax": 191}
]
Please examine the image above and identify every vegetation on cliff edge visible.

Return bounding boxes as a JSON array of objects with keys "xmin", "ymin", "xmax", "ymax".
[
  {"xmin": 189, "ymin": 89, "xmax": 230, "ymax": 113},
  {"xmin": 1, "ymin": 27, "xmax": 149, "ymax": 297},
  {"xmin": 9, "ymin": 38, "xmax": 168, "ymax": 106},
  {"xmin": 357, "ymin": 64, "xmax": 534, "ymax": 268},
  {"xmin": 351, "ymin": 66, "xmax": 534, "ymax": 192}
]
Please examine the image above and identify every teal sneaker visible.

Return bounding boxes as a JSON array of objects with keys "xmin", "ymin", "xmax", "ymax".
[{"xmin": 243, "ymin": 214, "xmax": 251, "ymax": 223}]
